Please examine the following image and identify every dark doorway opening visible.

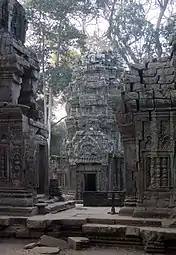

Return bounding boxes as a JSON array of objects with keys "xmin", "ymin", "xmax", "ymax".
[
  {"xmin": 84, "ymin": 173, "xmax": 96, "ymax": 191},
  {"xmin": 38, "ymin": 145, "xmax": 46, "ymax": 194}
]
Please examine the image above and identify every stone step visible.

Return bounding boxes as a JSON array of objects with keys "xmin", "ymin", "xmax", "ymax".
[
  {"xmin": 0, "ymin": 189, "xmax": 34, "ymax": 194},
  {"xmin": 0, "ymin": 206, "xmax": 37, "ymax": 216},
  {"xmin": 82, "ymin": 223, "xmax": 176, "ymax": 253},
  {"xmin": 45, "ymin": 200, "xmax": 75, "ymax": 214},
  {"xmin": 90, "ymin": 238, "xmax": 142, "ymax": 248},
  {"xmin": 87, "ymin": 216, "xmax": 162, "ymax": 227}
]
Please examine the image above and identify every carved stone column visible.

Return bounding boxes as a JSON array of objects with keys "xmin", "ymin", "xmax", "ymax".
[{"xmin": 117, "ymin": 109, "xmax": 137, "ymax": 215}]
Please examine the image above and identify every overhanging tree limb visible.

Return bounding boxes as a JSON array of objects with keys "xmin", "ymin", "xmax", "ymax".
[{"xmin": 52, "ymin": 116, "xmax": 67, "ymax": 127}]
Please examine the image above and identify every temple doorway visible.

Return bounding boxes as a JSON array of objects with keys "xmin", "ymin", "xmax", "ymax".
[
  {"xmin": 38, "ymin": 145, "xmax": 46, "ymax": 194},
  {"xmin": 84, "ymin": 173, "xmax": 96, "ymax": 191}
]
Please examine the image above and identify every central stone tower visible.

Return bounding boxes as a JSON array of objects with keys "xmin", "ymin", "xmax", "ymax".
[{"xmin": 65, "ymin": 52, "xmax": 124, "ymax": 200}]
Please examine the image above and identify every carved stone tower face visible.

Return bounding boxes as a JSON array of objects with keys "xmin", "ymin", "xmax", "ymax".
[
  {"xmin": 65, "ymin": 52, "xmax": 124, "ymax": 199},
  {"xmin": 0, "ymin": 0, "xmax": 27, "ymax": 43}
]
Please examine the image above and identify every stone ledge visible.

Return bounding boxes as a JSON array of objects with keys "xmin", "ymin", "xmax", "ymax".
[
  {"xmin": 45, "ymin": 200, "xmax": 75, "ymax": 214},
  {"xmin": 0, "ymin": 206, "xmax": 37, "ymax": 217}
]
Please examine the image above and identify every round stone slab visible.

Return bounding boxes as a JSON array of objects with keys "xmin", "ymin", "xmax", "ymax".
[{"xmin": 33, "ymin": 247, "xmax": 60, "ymax": 254}]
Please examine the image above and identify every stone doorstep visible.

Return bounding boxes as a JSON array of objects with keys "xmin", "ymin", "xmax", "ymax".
[{"xmin": 68, "ymin": 237, "xmax": 90, "ymax": 250}]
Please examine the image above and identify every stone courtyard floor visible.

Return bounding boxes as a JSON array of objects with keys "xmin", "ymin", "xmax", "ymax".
[
  {"xmin": 0, "ymin": 205, "xmax": 173, "ymax": 254},
  {"xmin": 0, "ymin": 239, "xmax": 163, "ymax": 255},
  {"xmin": 29, "ymin": 205, "xmax": 121, "ymax": 221}
]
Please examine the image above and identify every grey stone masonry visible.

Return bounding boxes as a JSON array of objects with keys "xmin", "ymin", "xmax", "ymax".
[
  {"xmin": 117, "ymin": 35, "xmax": 176, "ymax": 218},
  {"xmin": 0, "ymin": 0, "xmax": 49, "ymax": 215},
  {"xmin": 65, "ymin": 52, "xmax": 124, "ymax": 199}
]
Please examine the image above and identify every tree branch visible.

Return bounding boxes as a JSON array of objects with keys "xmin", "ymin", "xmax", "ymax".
[
  {"xmin": 154, "ymin": 0, "xmax": 169, "ymax": 57},
  {"xmin": 156, "ymin": 0, "xmax": 169, "ymax": 29},
  {"xmin": 52, "ymin": 116, "xmax": 67, "ymax": 128}
]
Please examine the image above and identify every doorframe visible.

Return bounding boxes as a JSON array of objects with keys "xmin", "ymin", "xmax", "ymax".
[{"xmin": 84, "ymin": 172, "xmax": 97, "ymax": 192}]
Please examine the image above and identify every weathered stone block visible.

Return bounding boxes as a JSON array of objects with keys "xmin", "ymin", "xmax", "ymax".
[
  {"xmin": 27, "ymin": 217, "xmax": 52, "ymax": 229},
  {"xmin": 125, "ymin": 227, "xmax": 140, "ymax": 237},
  {"xmin": 145, "ymin": 84, "xmax": 160, "ymax": 90},
  {"xmin": 154, "ymin": 89, "xmax": 171, "ymax": 98},
  {"xmin": 0, "ymin": 216, "xmax": 10, "ymax": 226},
  {"xmin": 159, "ymin": 74, "xmax": 174, "ymax": 84},
  {"xmin": 15, "ymin": 225, "xmax": 30, "ymax": 238},
  {"xmin": 123, "ymin": 74, "xmax": 140, "ymax": 83},
  {"xmin": 37, "ymin": 235, "xmax": 69, "ymax": 249},
  {"xmin": 130, "ymin": 63, "xmax": 146, "ymax": 70},
  {"xmin": 157, "ymin": 67, "xmax": 174, "ymax": 75},
  {"xmin": 133, "ymin": 83, "xmax": 145, "ymax": 91},
  {"xmin": 160, "ymin": 83, "xmax": 175, "ymax": 89},
  {"xmin": 143, "ymin": 76, "xmax": 159, "ymax": 84},
  {"xmin": 82, "ymin": 223, "xmax": 126, "ymax": 235},
  {"xmin": 68, "ymin": 237, "xmax": 89, "ymax": 250},
  {"xmin": 143, "ymin": 68, "xmax": 157, "ymax": 77},
  {"xmin": 32, "ymin": 247, "xmax": 60, "ymax": 254},
  {"xmin": 124, "ymin": 92, "xmax": 139, "ymax": 101},
  {"xmin": 148, "ymin": 61, "xmax": 171, "ymax": 69}
]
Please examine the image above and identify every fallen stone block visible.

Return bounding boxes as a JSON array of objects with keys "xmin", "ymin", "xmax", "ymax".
[
  {"xmin": 33, "ymin": 247, "xmax": 60, "ymax": 254},
  {"xmin": 24, "ymin": 242, "xmax": 37, "ymax": 249},
  {"xmin": 38, "ymin": 235, "xmax": 69, "ymax": 249},
  {"xmin": 68, "ymin": 236, "xmax": 89, "ymax": 250}
]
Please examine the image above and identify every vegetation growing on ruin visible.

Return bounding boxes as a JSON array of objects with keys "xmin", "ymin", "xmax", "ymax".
[{"xmin": 20, "ymin": 0, "xmax": 176, "ymax": 154}]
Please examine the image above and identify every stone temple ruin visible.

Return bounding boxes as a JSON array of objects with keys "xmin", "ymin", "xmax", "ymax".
[
  {"xmin": 118, "ymin": 35, "xmax": 176, "ymax": 218},
  {"xmin": 0, "ymin": 0, "xmax": 54, "ymax": 216},
  {"xmin": 65, "ymin": 52, "xmax": 124, "ymax": 200},
  {"xmin": 2, "ymin": 0, "xmax": 176, "ymax": 253}
]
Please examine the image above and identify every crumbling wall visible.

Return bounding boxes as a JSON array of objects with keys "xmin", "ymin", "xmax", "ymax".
[{"xmin": 117, "ymin": 36, "xmax": 176, "ymax": 217}]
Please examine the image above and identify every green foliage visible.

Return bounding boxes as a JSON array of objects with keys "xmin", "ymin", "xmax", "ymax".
[
  {"xmin": 24, "ymin": 0, "xmax": 88, "ymax": 96},
  {"xmin": 94, "ymin": 0, "xmax": 176, "ymax": 66}
]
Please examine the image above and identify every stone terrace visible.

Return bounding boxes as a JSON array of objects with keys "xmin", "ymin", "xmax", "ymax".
[{"xmin": 0, "ymin": 206, "xmax": 176, "ymax": 253}]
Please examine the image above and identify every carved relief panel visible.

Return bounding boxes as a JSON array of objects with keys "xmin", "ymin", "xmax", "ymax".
[
  {"xmin": 143, "ymin": 154, "xmax": 170, "ymax": 189},
  {"xmin": 139, "ymin": 116, "xmax": 172, "ymax": 190},
  {"xmin": 0, "ymin": 145, "xmax": 9, "ymax": 179},
  {"xmin": 11, "ymin": 145, "xmax": 22, "ymax": 186}
]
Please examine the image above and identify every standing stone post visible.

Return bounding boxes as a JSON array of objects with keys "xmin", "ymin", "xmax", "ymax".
[{"xmin": 117, "ymin": 107, "xmax": 137, "ymax": 215}]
